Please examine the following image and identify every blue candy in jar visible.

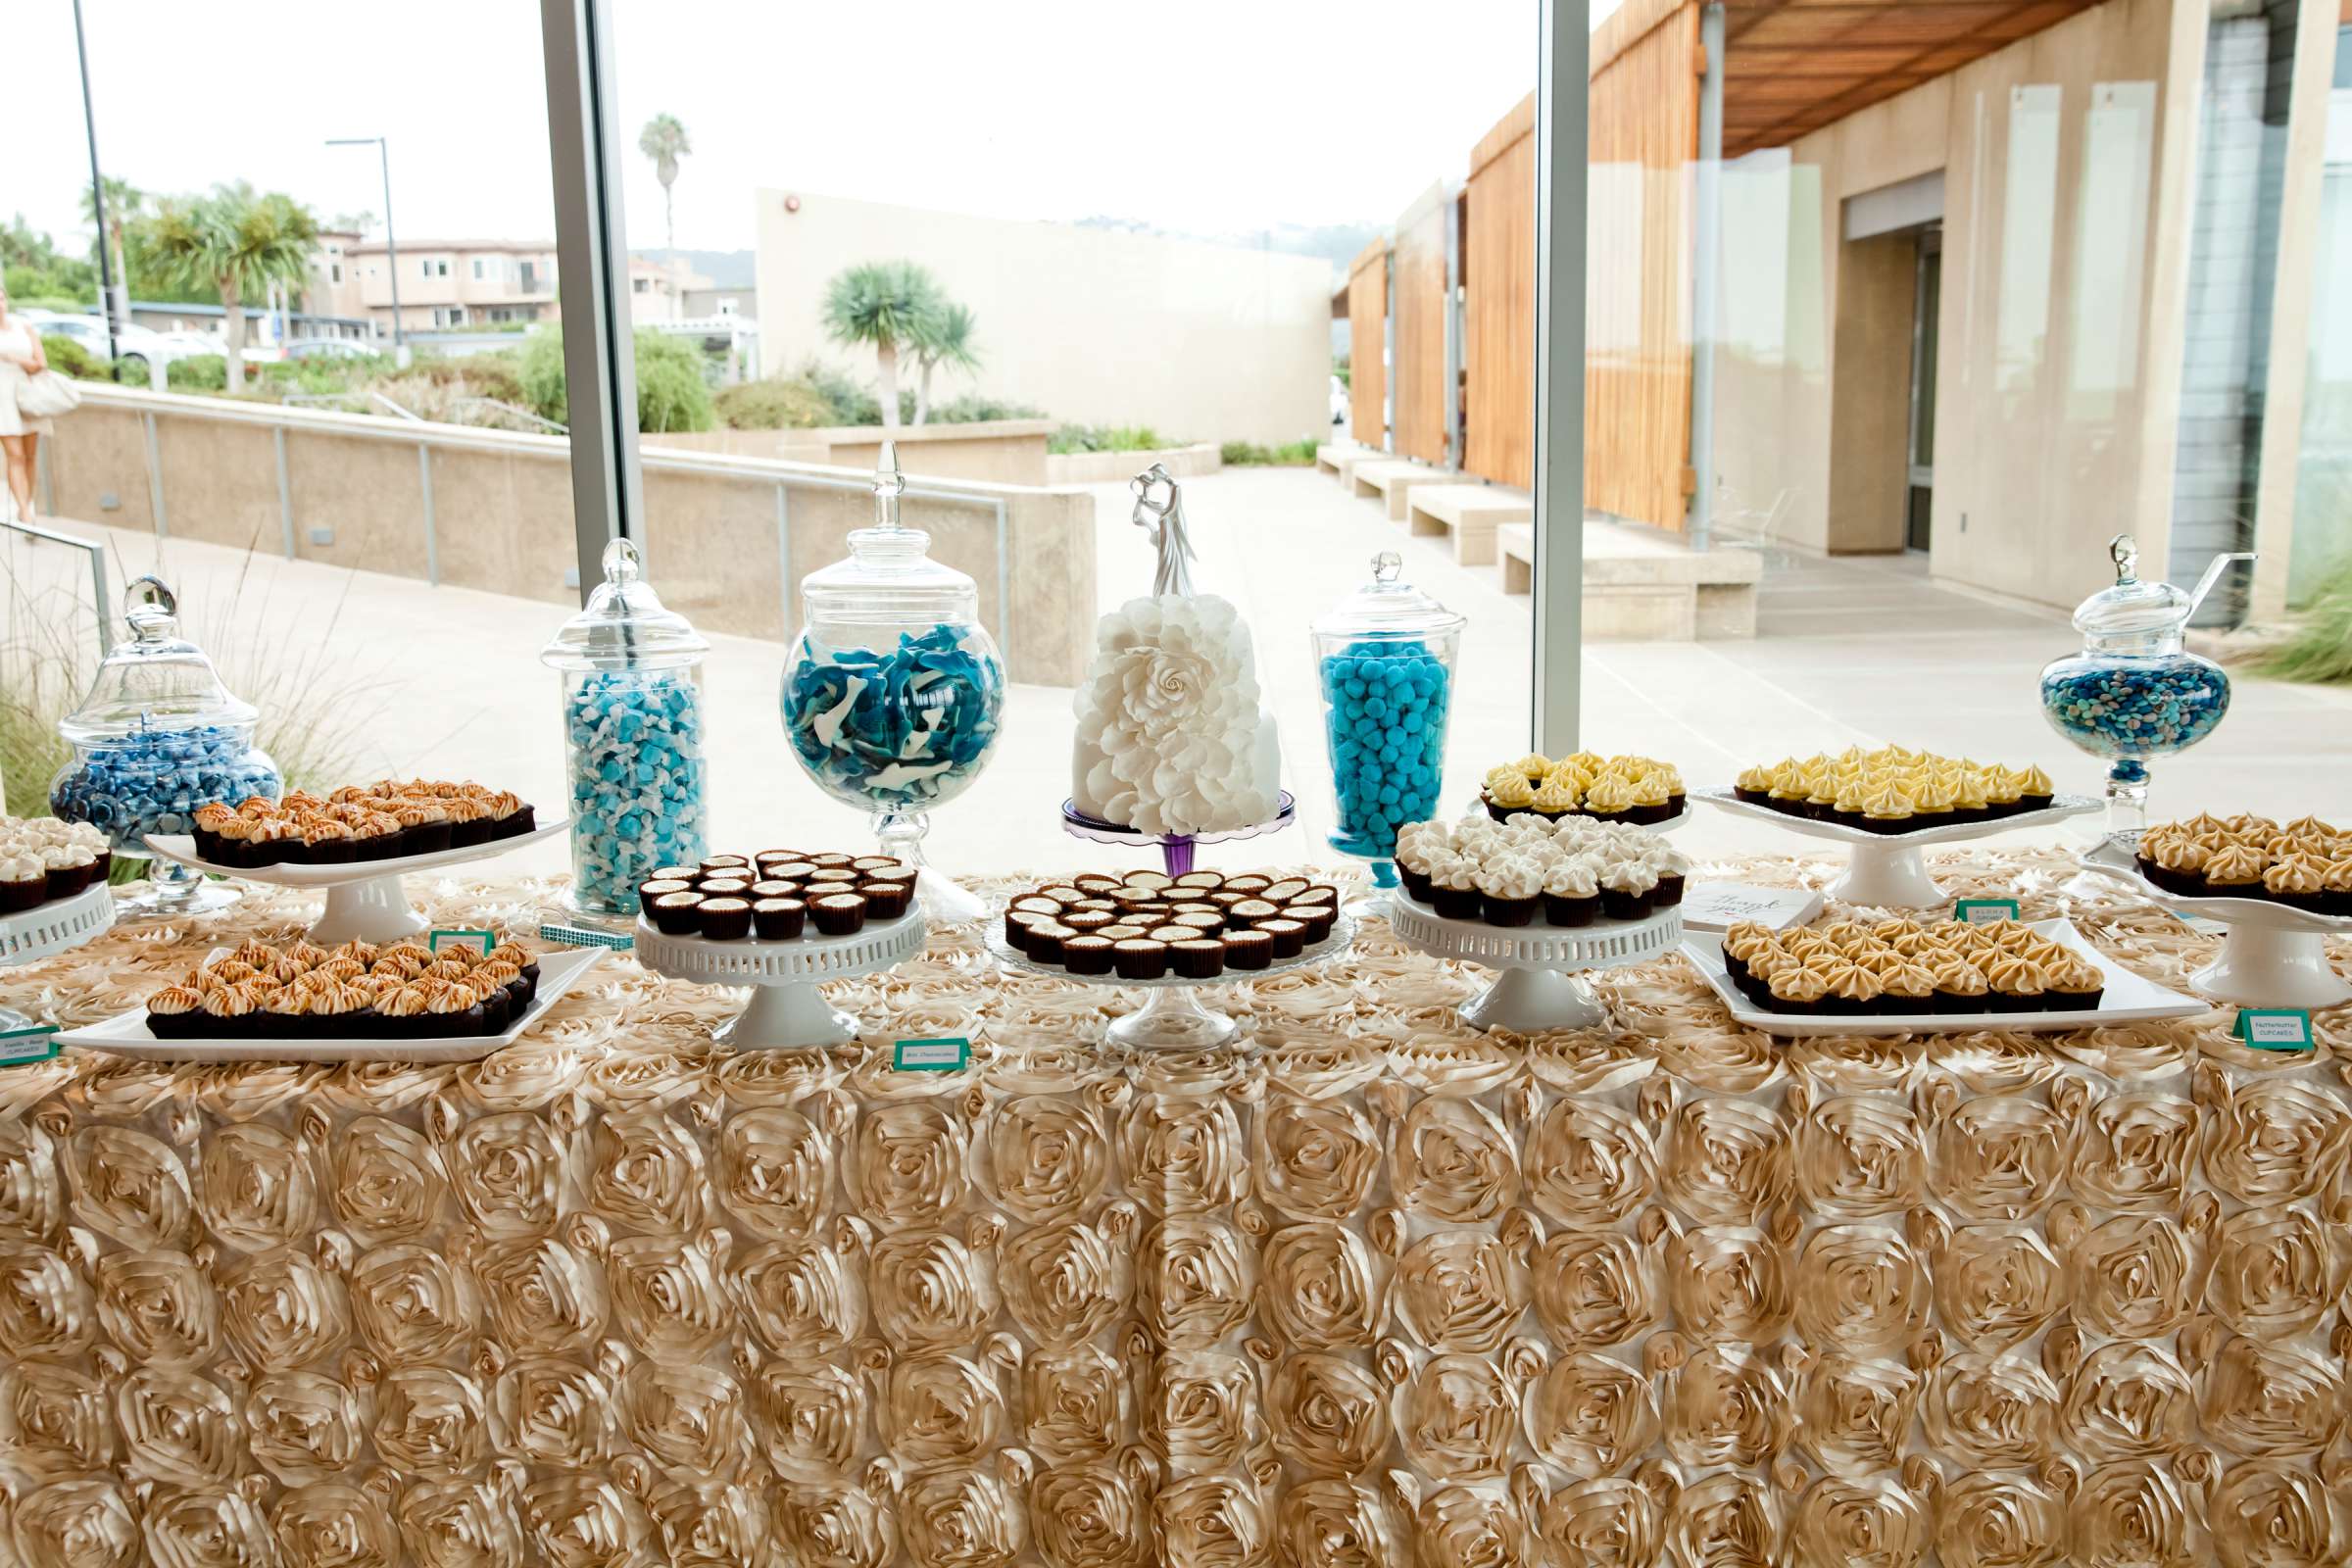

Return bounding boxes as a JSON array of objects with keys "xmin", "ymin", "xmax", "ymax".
[
  {"xmin": 2038, "ymin": 658, "xmax": 2229, "ymax": 760},
  {"xmin": 563, "ymin": 668, "xmax": 709, "ymax": 911},
  {"xmin": 1320, "ymin": 639, "xmax": 1451, "ymax": 859},
  {"xmin": 784, "ymin": 625, "xmax": 1004, "ymax": 810},
  {"xmin": 50, "ymin": 718, "xmax": 281, "ymax": 845}
]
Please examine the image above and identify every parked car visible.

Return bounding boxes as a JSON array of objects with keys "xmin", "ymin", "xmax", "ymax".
[
  {"xmin": 282, "ymin": 337, "xmax": 380, "ymax": 362},
  {"xmin": 20, "ymin": 310, "xmax": 215, "ymax": 382}
]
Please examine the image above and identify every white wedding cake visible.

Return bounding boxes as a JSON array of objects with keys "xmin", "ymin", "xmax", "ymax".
[{"xmin": 1071, "ymin": 466, "xmax": 1283, "ymax": 837}]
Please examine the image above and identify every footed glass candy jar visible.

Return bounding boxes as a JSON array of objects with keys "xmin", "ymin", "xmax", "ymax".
[
  {"xmin": 51, "ymin": 575, "xmax": 279, "ymax": 915},
  {"xmin": 1311, "ymin": 552, "xmax": 1464, "ymax": 889},
  {"xmin": 783, "ymin": 443, "xmax": 1004, "ymax": 922},
  {"xmin": 541, "ymin": 538, "xmax": 711, "ymax": 919},
  {"xmin": 2039, "ymin": 534, "xmax": 2251, "ymax": 838}
]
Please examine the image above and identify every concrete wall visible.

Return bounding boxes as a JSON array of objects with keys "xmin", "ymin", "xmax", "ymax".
[
  {"xmin": 1045, "ymin": 443, "xmax": 1223, "ymax": 485},
  {"xmin": 41, "ymin": 385, "xmax": 1096, "ymax": 686},
  {"xmin": 644, "ymin": 420, "xmax": 1055, "ymax": 486},
  {"xmin": 754, "ymin": 190, "xmax": 1333, "ymax": 447},
  {"xmin": 1712, "ymin": 0, "xmax": 2192, "ymax": 612}
]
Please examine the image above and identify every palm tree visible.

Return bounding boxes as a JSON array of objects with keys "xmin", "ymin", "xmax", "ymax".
[
  {"xmin": 908, "ymin": 300, "xmax": 980, "ymax": 426},
  {"xmin": 638, "ymin": 114, "xmax": 692, "ymax": 294},
  {"xmin": 78, "ymin": 175, "xmax": 143, "ymax": 306},
  {"xmin": 132, "ymin": 183, "xmax": 321, "ymax": 390},
  {"xmin": 820, "ymin": 261, "xmax": 941, "ymax": 431}
]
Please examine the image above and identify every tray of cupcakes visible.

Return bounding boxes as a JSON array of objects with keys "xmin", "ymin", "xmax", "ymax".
[
  {"xmin": 2091, "ymin": 813, "xmax": 2352, "ymax": 924},
  {"xmin": 1475, "ymin": 752, "xmax": 1687, "ymax": 828},
  {"xmin": 0, "ymin": 815, "xmax": 113, "ymax": 914},
  {"xmin": 1696, "ymin": 746, "xmax": 2095, "ymax": 842},
  {"xmin": 636, "ymin": 851, "xmax": 920, "ymax": 943},
  {"xmin": 1681, "ymin": 914, "xmax": 2202, "ymax": 1037},
  {"xmin": 988, "ymin": 868, "xmax": 1349, "ymax": 983},
  {"xmin": 1393, "ymin": 811, "xmax": 1687, "ymax": 928},
  {"xmin": 146, "ymin": 779, "xmax": 564, "ymax": 883},
  {"xmin": 62, "ymin": 932, "xmax": 604, "ymax": 1061}
]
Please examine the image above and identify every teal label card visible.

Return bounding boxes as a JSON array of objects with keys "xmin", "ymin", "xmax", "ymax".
[
  {"xmin": 428, "ymin": 929, "xmax": 495, "ymax": 956},
  {"xmin": 2235, "ymin": 1009, "xmax": 2314, "ymax": 1051},
  {"xmin": 1954, "ymin": 899, "xmax": 2022, "ymax": 924},
  {"xmin": 0, "ymin": 1025, "xmax": 58, "ymax": 1067},
  {"xmin": 894, "ymin": 1038, "xmax": 970, "ymax": 1072}
]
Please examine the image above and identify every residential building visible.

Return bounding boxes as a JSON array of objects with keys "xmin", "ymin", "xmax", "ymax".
[
  {"xmin": 628, "ymin": 254, "xmax": 711, "ymax": 323},
  {"xmin": 754, "ymin": 190, "xmax": 1332, "ymax": 444},
  {"xmin": 343, "ymin": 238, "xmax": 563, "ymax": 332},
  {"xmin": 682, "ymin": 285, "xmax": 756, "ymax": 318}
]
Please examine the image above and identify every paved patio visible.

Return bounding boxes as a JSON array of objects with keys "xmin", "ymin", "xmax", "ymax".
[{"xmin": 7, "ymin": 468, "xmax": 2346, "ymax": 884}]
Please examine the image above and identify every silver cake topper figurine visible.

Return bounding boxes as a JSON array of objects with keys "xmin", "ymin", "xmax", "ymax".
[{"xmin": 1129, "ymin": 463, "xmax": 1196, "ymax": 598}]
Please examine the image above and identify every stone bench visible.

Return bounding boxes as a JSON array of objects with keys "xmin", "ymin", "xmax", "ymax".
[
  {"xmin": 1315, "ymin": 442, "xmax": 1376, "ymax": 482},
  {"xmin": 1497, "ymin": 519, "xmax": 1761, "ymax": 640},
  {"xmin": 1405, "ymin": 483, "xmax": 1532, "ymax": 565},
  {"xmin": 1348, "ymin": 459, "xmax": 1451, "ymax": 522}
]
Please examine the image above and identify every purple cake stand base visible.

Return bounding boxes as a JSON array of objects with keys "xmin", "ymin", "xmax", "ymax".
[{"xmin": 1060, "ymin": 793, "xmax": 1298, "ymax": 877}]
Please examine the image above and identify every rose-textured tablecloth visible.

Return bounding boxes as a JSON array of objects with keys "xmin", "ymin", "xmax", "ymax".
[{"xmin": 1, "ymin": 850, "xmax": 2349, "ymax": 1568}]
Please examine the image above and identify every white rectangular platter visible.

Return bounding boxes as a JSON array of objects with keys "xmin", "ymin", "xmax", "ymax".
[
  {"xmin": 142, "ymin": 816, "xmax": 569, "ymax": 887},
  {"xmin": 59, "ymin": 946, "xmax": 603, "ymax": 1062},
  {"xmin": 1680, "ymin": 916, "xmax": 2207, "ymax": 1037}
]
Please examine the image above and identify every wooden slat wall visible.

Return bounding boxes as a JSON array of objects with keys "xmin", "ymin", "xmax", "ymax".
[
  {"xmin": 1392, "ymin": 185, "xmax": 1451, "ymax": 466},
  {"xmin": 1347, "ymin": 240, "xmax": 1389, "ymax": 450},
  {"xmin": 1586, "ymin": 0, "xmax": 1700, "ymax": 531},
  {"xmin": 1465, "ymin": 94, "xmax": 1537, "ymax": 488}
]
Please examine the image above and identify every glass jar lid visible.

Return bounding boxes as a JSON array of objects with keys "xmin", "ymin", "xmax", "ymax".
[
  {"xmin": 541, "ymin": 537, "xmax": 710, "ymax": 672},
  {"xmin": 58, "ymin": 575, "xmax": 258, "ymax": 742},
  {"xmin": 801, "ymin": 442, "xmax": 980, "ymax": 624},
  {"xmin": 2071, "ymin": 534, "xmax": 2194, "ymax": 637},
  {"xmin": 1312, "ymin": 552, "xmax": 1467, "ymax": 640}
]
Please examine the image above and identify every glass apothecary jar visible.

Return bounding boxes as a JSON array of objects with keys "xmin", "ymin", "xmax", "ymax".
[
  {"xmin": 782, "ymin": 444, "xmax": 1004, "ymax": 921},
  {"xmin": 541, "ymin": 537, "xmax": 710, "ymax": 919},
  {"xmin": 51, "ymin": 575, "xmax": 280, "ymax": 914},
  {"xmin": 1310, "ymin": 551, "xmax": 1465, "ymax": 888},
  {"xmin": 2038, "ymin": 534, "xmax": 2251, "ymax": 838}
]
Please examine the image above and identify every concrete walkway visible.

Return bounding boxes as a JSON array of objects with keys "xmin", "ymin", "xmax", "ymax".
[{"xmin": 8, "ymin": 479, "xmax": 2347, "ymax": 881}]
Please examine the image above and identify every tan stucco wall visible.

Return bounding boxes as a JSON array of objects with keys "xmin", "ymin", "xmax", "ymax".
[
  {"xmin": 754, "ymin": 190, "xmax": 1333, "ymax": 447},
  {"xmin": 643, "ymin": 420, "xmax": 1054, "ymax": 486},
  {"xmin": 41, "ymin": 386, "xmax": 1096, "ymax": 686},
  {"xmin": 1713, "ymin": 0, "xmax": 2192, "ymax": 610}
]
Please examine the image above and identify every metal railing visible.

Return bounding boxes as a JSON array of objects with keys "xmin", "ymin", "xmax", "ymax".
[{"xmin": 1, "ymin": 512, "xmax": 113, "ymax": 656}]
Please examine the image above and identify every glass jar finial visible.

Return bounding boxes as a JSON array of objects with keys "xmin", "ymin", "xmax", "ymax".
[
  {"xmin": 601, "ymin": 536, "xmax": 642, "ymax": 586},
  {"xmin": 872, "ymin": 440, "xmax": 905, "ymax": 531},
  {"xmin": 2108, "ymin": 533, "xmax": 2137, "ymax": 583}
]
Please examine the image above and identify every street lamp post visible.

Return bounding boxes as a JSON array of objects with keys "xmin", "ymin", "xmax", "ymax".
[
  {"xmin": 326, "ymin": 136, "xmax": 405, "ymax": 363},
  {"xmin": 71, "ymin": 0, "xmax": 121, "ymax": 361}
]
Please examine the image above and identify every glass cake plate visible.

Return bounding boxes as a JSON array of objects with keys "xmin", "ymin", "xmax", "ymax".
[{"xmin": 1691, "ymin": 787, "xmax": 2099, "ymax": 907}]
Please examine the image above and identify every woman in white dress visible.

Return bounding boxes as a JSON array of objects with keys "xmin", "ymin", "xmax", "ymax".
[{"xmin": 0, "ymin": 280, "xmax": 56, "ymax": 523}]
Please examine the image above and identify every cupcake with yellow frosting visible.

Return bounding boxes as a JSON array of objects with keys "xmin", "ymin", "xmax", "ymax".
[{"xmin": 1479, "ymin": 752, "xmax": 1684, "ymax": 824}]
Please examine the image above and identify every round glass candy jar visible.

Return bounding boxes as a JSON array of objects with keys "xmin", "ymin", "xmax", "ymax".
[
  {"xmin": 540, "ymin": 538, "xmax": 711, "ymax": 919},
  {"xmin": 2038, "ymin": 534, "xmax": 2232, "ymax": 836},
  {"xmin": 782, "ymin": 450, "xmax": 1004, "ymax": 918},
  {"xmin": 51, "ymin": 575, "xmax": 279, "ymax": 914},
  {"xmin": 1310, "ymin": 552, "xmax": 1465, "ymax": 887}
]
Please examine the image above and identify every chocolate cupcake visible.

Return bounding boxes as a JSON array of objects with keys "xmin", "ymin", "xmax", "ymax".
[
  {"xmin": 1173, "ymin": 872, "xmax": 1224, "ymax": 890},
  {"xmin": 700, "ymin": 898, "xmax": 753, "ymax": 941},
  {"xmin": 1072, "ymin": 875, "xmax": 1121, "ymax": 894},
  {"xmin": 858, "ymin": 881, "xmax": 913, "ymax": 921},
  {"xmin": 748, "ymin": 879, "xmax": 801, "ymax": 900},
  {"xmin": 763, "ymin": 860, "xmax": 819, "ymax": 884},
  {"xmin": 1061, "ymin": 935, "xmax": 1116, "ymax": 975},
  {"xmin": 1230, "ymin": 899, "xmax": 1282, "ymax": 924},
  {"xmin": 865, "ymin": 866, "xmax": 920, "ymax": 901},
  {"xmin": 702, "ymin": 855, "xmax": 752, "ymax": 876},
  {"xmin": 1258, "ymin": 918, "xmax": 1308, "ymax": 959},
  {"xmin": 444, "ymin": 797, "xmax": 494, "ymax": 850},
  {"xmin": 144, "ymin": 983, "xmax": 204, "ymax": 1039},
  {"xmin": 753, "ymin": 898, "xmax": 807, "ymax": 940},
  {"xmin": 1147, "ymin": 924, "xmax": 1196, "ymax": 945},
  {"xmin": 1027, "ymin": 923, "xmax": 1078, "ymax": 964},
  {"xmin": 651, "ymin": 892, "xmax": 705, "ymax": 936},
  {"xmin": 0, "ymin": 854, "xmax": 45, "ymax": 913},
  {"xmin": 1063, "ymin": 910, "xmax": 1118, "ymax": 935},
  {"xmin": 1222, "ymin": 930, "xmax": 1274, "ymax": 970},
  {"xmin": 1283, "ymin": 905, "xmax": 1335, "ymax": 944},
  {"xmin": 1111, "ymin": 939, "xmax": 1169, "ymax": 980},
  {"xmin": 700, "ymin": 878, "xmax": 752, "ymax": 900},
  {"xmin": 653, "ymin": 863, "xmax": 703, "ymax": 883},
  {"xmin": 851, "ymin": 856, "xmax": 900, "ymax": 873},
  {"xmin": 640, "ymin": 878, "xmax": 693, "ymax": 919},
  {"xmin": 1170, "ymin": 939, "xmax": 1226, "ymax": 979},
  {"xmin": 807, "ymin": 853, "xmax": 855, "ymax": 869},
  {"xmin": 1004, "ymin": 910, "xmax": 1050, "ymax": 955},
  {"xmin": 1173, "ymin": 910, "xmax": 1225, "ymax": 936},
  {"xmin": 810, "ymin": 894, "xmax": 867, "ymax": 937}
]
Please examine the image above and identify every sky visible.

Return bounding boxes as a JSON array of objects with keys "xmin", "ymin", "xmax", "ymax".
[{"xmin": 16, "ymin": 0, "xmax": 1568, "ymax": 262}]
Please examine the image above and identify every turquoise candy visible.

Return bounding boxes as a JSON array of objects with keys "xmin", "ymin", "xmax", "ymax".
[
  {"xmin": 1321, "ymin": 639, "xmax": 1450, "ymax": 860},
  {"xmin": 2038, "ymin": 655, "xmax": 2229, "ymax": 760},
  {"xmin": 784, "ymin": 624, "xmax": 1004, "ymax": 811},
  {"xmin": 565, "ymin": 668, "xmax": 708, "ymax": 913}
]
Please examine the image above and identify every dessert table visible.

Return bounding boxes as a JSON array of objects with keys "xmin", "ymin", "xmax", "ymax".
[{"xmin": 0, "ymin": 848, "xmax": 2346, "ymax": 1568}]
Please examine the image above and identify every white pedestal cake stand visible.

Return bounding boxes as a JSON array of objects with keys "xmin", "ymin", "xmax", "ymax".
[
  {"xmin": 2077, "ymin": 833, "xmax": 2352, "ymax": 1010},
  {"xmin": 635, "ymin": 909, "xmax": 928, "ymax": 1049},
  {"xmin": 1691, "ymin": 788, "xmax": 2100, "ymax": 908},
  {"xmin": 0, "ymin": 882, "xmax": 117, "ymax": 1045},
  {"xmin": 987, "ymin": 907, "xmax": 1356, "ymax": 1052},
  {"xmin": 142, "ymin": 818, "xmax": 569, "ymax": 946},
  {"xmin": 1060, "ymin": 793, "xmax": 1298, "ymax": 878},
  {"xmin": 1386, "ymin": 894, "xmax": 1682, "ymax": 1032}
]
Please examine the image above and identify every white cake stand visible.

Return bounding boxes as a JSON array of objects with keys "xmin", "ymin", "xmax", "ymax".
[
  {"xmin": 2077, "ymin": 834, "xmax": 2352, "ymax": 1010},
  {"xmin": 1462, "ymin": 798, "xmax": 1692, "ymax": 835},
  {"xmin": 986, "ymin": 908, "xmax": 1356, "ymax": 1052},
  {"xmin": 1385, "ymin": 893, "xmax": 1682, "ymax": 1032},
  {"xmin": 635, "ymin": 909, "xmax": 928, "ymax": 1049},
  {"xmin": 142, "ymin": 818, "xmax": 569, "ymax": 946},
  {"xmin": 0, "ymin": 882, "xmax": 118, "ymax": 1045},
  {"xmin": 1691, "ymin": 788, "xmax": 2100, "ymax": 908}
]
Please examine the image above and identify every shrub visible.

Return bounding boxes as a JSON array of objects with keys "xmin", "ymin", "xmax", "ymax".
[
  {"xmin": 715, "ymin": 377, "xmax": 835, "ymax": 430},
  {"xmin": 1221, "ymin": 437, "xmax": 1319, "ymax": 466},
  {"xmin": 1048, "ymin": 423, "xmax": 1170, "ymax": 456},
  {"xmin": 926, "ymin": 392, "xmax": 1046, "ymax": 424},
  {"xmin": 2250, "ymin": 551, "xmax": 2352, "ymax": 685},
  {"xmin": 166, "ymin": 354, "xmax": 227, "ymax": 391},
  {"xmin": 39, "ymin": 334, "xmax": 97, "ymax": 379},
  {"xmin": 796, "ymin": 359, "xmax": 880, "ymax": 427},
  {"xmin": 518, "ymin": 326, "xmax": 712, "ymax": 432}
]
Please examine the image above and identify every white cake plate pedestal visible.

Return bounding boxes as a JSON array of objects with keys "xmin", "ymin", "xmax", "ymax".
[
  {"xmin": 0, "ymin": 882, "xmax": 118, "ymax": 1045},
  {"xmin": 1460, "ymin": 798, "xmax": 1692, "ymax": 835},
  {"xmin": 987, "ymin": 907, "xmax": 1356, "ymax": 1052},
  {"xmin": 635, "ymin": 909, "xmax": 928, "ymax": 1050},
  {"xmin": 1691, "ymin": 789, "xmax": 2100, "ymax": 909},
  {"xmin": 142, "ymin": 818, "xmax": 569, "ymax": 946},
  {"xmin": 1061, "ymin": 794, "xmax": 1298, "ymax": 879},
  {"xmin": 1386, "ymin": 894, "xmax": 1682, "ymax": 1032},
  {"xmin": 2077, "ymin": 834, "xmax": 2352, "ymax": 1010}
]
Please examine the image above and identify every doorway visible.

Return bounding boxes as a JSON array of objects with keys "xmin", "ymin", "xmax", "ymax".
[{"xmin": 1905, "ymin": 226, "xmax": 1942, "ymax": 552}]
